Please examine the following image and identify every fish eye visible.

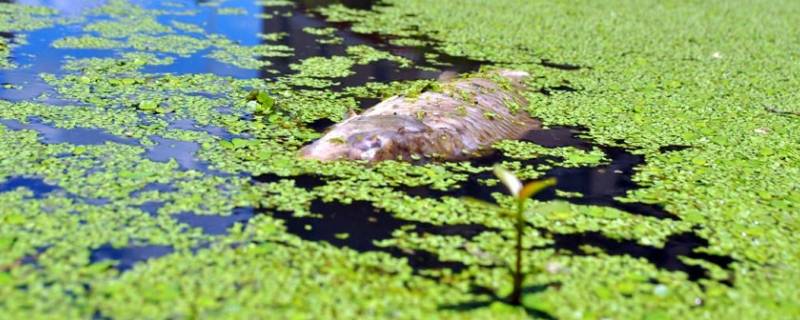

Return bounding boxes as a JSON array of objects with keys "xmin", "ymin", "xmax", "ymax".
[{"xmin": 350, "ymin": 134, "xmax": 383, "ymax": 151}]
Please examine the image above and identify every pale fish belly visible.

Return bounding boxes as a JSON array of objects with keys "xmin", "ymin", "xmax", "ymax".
[{"xmin": 298, "ymin": 70, "xmax": 541, "ymax": 162}]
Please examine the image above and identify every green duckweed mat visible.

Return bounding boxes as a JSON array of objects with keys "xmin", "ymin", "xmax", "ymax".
[{"xmin": 0, "ymin": 0, "xmax": 798, "ymax": 319}]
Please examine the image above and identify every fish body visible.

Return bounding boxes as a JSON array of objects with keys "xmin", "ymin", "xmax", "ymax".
[{"xmin": 299, "ymin": 70, "xmax": 540, "ymax": 162}]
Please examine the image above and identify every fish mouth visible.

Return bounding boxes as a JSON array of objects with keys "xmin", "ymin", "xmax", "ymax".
[
  {"xmin": 297, "ymin": 139, "xmax": 356, "ymax": 161},
  {"xmin": 298, "ymin": 142, "xmax": 378, "ymax": 162},
  {"xmin": 298, "ymin": 147, "xmax": 339, "ymax": 161}
]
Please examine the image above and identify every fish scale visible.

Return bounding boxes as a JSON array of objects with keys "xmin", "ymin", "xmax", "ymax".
[{"xmin": 299, "ymin": 69, "xmax": 541, "ymax": 162}]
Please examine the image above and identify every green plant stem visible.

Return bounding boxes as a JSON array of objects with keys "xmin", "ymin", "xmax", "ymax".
[{"xmin": 509, "ymin": 199, "xmax": 524, "ymax": 305}]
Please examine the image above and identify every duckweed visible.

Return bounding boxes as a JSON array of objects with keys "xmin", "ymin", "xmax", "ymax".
[
  {"xmin": 347, "ymin": 45, "xmax": 412, "ymax": 67},
  {"xmin": 289, "ymin": 56, "xmax": 355, "ymax": 78},
  {"xmin": 1, "ymin": 0, "xmax": 798, "ymax": 319},
  {"xmin": 494, "ymin": 140, "xmax": 606, "ymax": 167},
  {"xmin": 0, "ymin": 37, "xmax": 10, "ymax": 69}
]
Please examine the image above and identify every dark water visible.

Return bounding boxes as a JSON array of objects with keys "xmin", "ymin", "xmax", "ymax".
[
  {"xmin": 269, "ymin": 199, "xmax": 491, "ymax": 271},
  {"xmin": 550, "ymin": 231, "xmax": 733, "ymax": 282},
  {"xmin": 403, "ymin": 126, "xmax": 680, "ymax": 220}
]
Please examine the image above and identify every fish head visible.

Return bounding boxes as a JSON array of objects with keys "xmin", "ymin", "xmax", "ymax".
[
  {"xmin": 497, "ymin": 69, "xmax": 530, "ymax": 89},
  {"xmin": 298, "ymin": 115, "xmax": 428, "ymax": 162},
  {"xmin": 498, "ymin": 69, "xmax": 530, "ymax": 81}
]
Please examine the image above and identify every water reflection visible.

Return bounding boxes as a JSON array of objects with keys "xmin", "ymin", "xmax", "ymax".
[
  {"xmin": 0, "ymin": 118, "xmax": 139, "ymax": 145},
  {"xmin": 259, "ymin": 0, "xmax": 480, "ymax": 87},
  {"xmin": 0, "ymin": 176, "xmax": 59, "ymax": 198},
  {"xmin": 0, "ymin": 0, "xmax": 481, "ymax": 103},
  {"xmin": 16, "ymin": 0, "xmax": 105, "ymax": 16}
]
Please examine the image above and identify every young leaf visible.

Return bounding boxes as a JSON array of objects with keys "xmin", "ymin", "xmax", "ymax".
[
  {"xmin": 493, "ymin": 166, "xmax": 522, "ymax": 196},
  {"xmin": 519, "ymin": 178, "xmax": 557, "ymax": 200},
  {"xmin": 257, "ymin": 91, "xmax": 274, "ymax": 108}
]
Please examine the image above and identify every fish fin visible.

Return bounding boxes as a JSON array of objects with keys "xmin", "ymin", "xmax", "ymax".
[
  {"xmin": 344, "ymin": 108, "xmax": 358, "ymax": 119},
  {"xmin": 498, "ymin": 69, "xmax": 531, "ymax": 83},
  {"xmin": 438, "ymin": 71, "xmax": 458, "ymax": 82}
]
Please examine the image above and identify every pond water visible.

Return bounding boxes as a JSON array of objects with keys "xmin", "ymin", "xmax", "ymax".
[
  {"xmin": 0, "ymin": 0, "xmax": 737, "ymax": 316},
  {"xmin": 1, "ymin": 0, "xmax": 494, "ymax": 273},
  {"xmin": 0, "ymin": 0, "xmax": 730, "ymax": 274}
]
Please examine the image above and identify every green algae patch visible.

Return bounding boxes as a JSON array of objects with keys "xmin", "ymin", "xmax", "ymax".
[
  {"xmin": 63, "ymin": 52, "xmax": 174, "ymax": 73},
  {"xmin": 302, "ymin": 26, "xmax": 337, "ymax": 37},
  {"xmin": 494, "ymin": 140, "xmax": 606, "ymax": 167},
  {"xmin": 170, "ymin": 21, "xmax": 204, "ymax": 34},
  {"xmin": 0, "ymin": 3, "xmax": 58, "ymax": 33},
  {"xmin": 84, "ymin": 16, "xmax": 174, "ymax": 38},
  {"xmin": 215, "ymin": 7, "xmax": 247, "ymax": 15},
  {"xmin": 289, "ymin": 56, "xmax": 355, "ymax": 78},
  {"xmin": 52, "ymin": 36, "xmax": 128, "ymax": 49},
  {"xmin": 206, "ymin": 41, "xmax": 293, "ymax": 70},
  {"xmin": 302, "ymin": 26, "xmax": 342, "ymax": 44},
  {"xmin": 256, "ymin": 0, "xmax": 295, "ymax": 7},
  {"xmin": 347, "ymin": 45, "xmax": 413, "ymax": 67},
  {"xmin": 0, "ymin": 37, "xmax": 10, "ymax": 69},
  {"xmin": 128, "ymin": 34, "xmax": 209, "ymax": 56}
]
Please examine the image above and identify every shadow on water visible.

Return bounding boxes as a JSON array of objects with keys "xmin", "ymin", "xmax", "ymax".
[
  {"xmin": 266, "ymin": 198, "xmax": 492, "ymax": 271},
  {"xmin": 439, "ymin": 284, "xmax": 557, "ymax": 319},
  {"xmin": 256, "ymin": 125, "xmax": 735, "ymax": 285},
  {"xmin": 404, "ymin": 126, "xmax": 680, "ymax": 220},
  {"xmin": 548, "ymin": 230, "xmax": 733, "ymax": 282}
]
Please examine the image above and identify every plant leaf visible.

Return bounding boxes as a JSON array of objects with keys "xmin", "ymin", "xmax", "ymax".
[
  {"xmin": 519, "ymin": 178, "xmax": 557, "ymax": 200},
  {"xmin": 493, "ymin": 166, "xmax": 522, "ymax": 196},
  {"xmin": 257, "ymin": 91, "xmax": 274, "ymax": 108}
]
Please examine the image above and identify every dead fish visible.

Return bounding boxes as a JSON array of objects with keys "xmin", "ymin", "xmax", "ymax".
[{"xmin": 299, "ymin": 69, "xmax": 540, "ymax": 162}]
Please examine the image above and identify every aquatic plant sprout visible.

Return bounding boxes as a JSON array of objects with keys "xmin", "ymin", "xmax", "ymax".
[{"xmin": 491, "ymin": 167, "xmax": 556, "ymax": 305}]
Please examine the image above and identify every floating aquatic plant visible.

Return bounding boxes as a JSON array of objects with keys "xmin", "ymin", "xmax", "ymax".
[{"xmin": 246, "ymin": 90, "xmax": 276, "ymax": 116}]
